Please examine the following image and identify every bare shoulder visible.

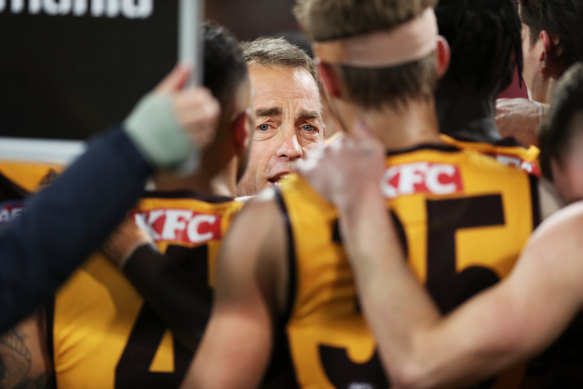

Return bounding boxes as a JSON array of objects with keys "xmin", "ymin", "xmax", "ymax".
[
  {"xmin": 225, "ymin": 188, "xmax": 285, "ymax": 260},
  {"xmin": 515, "ymin": 200, "xmax": 583, "ymax": 301},
  {"xmin": 234, "ymin": 188, "xmax": 283, "ymax": 223},
  {"xmin": 533, "ymin": 201, "xmax": 583, "ymax": 239},
  {"xmin": 216, "ymin": 188, "xmax": 289, "ymax": 315},
  {"xmin": 491, "ymin": 201, "xmax": 583, "ymax": 357},
  {"xmin": 185, "ymin": 190, "xmax": 287, "ymax": 389},
  {"xmin": 529, "ymin": 200, "xmax": 583, "ymax": 248}
]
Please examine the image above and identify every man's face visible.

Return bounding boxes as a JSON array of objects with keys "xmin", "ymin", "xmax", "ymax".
[
  {"xmin": 237, "ymin": 64, "xmax": 324, "ymax": 196},
  {"xmin": 235, "ymin": 79, "xmax": 254, "ymax": 182}
]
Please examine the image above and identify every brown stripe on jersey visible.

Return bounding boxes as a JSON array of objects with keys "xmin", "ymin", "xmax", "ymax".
[
  {"xmin": 386, "ymin": 143, "xmax": 461, "ymax": 156},
  {"xmin": 528, "ymin": 175, "xmax": 542, "ymax": 229},
  {"xmin": 273, "ymin": 187, "xmax": 297, "ymax": 325},
  {"xmin": 141, "ymin": 190, "xmax": 234, "ymax": 203},
  {"xmin": 264, "ymin": 187, "xmax": 300, "ymax": 388}
]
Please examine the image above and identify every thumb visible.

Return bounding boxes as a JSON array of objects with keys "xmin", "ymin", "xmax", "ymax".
[{"xmin": 155, "ymin": 64, "xmax": 192, "ymax": 94}]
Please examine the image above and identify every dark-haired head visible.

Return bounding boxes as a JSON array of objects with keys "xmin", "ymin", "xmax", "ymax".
[
  {"xmin": 202, "ymin": 22, "xmax": 249, "ymax": 126},
  {"xmin": 436, "ymin": 0, "xmax": 522, "ymax": 99},
  {"xmin": 520, "ymin": 0, "xmax": 583, "ymax": 73},
  {"xmin": 199, "ymin": 22, "xmax": 252, "ymax": 181},
  {"xmin": 539, "ymin": 62, "xmax": 583, "ymax": 203}
]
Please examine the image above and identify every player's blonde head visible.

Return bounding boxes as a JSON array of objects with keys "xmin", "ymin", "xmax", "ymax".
[{"xmin": 294, "ymin": 0, "xmax": 439, "ymax": 110}]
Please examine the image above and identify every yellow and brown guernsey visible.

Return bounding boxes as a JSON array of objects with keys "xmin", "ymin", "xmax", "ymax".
[
  {"xmin": 0, "ymin": 159, "xmax": 63, "ymax": 193},
  {"xmin": 50, "ymin": 193, "xmax": 243, "ymax": 389},
  {"xmin": 0, "ymin": 160, "xmax": 63, "ymax": 225},
  {"xmin": 276, "ymin": 143, "xmax": 540, "ymax": 388},
  {"xmin": 440, "ymin": 134, "xmax": 541, "ymax": 176}
]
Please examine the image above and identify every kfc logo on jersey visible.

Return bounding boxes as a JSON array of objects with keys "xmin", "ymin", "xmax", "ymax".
[
  {"xmin": 494, "ymin": 154, "xmax": 541, "ymax": 176},
  {"xmin": 0, "ymin": 202, "xmax": 24, "ymax": 226},
  {"xmin": 133, "ymin": 209, "xmax": 222, "ymax": 245},
  {"xmin": 382, "ymin": 162, "xmax": 463, "ymax": 198}
]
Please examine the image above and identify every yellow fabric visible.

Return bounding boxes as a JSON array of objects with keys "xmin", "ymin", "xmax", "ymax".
[
  {"xmin": 279, "ymin": 146, "xmax": 537, "ymax": 388},
  {"xmin": 53, "ymin": 196, "xmax": 243, "ymax": 388},
  {"xmin": 440, "ymin": 134, "xmax": 541, "ymax": 176},
  {"xmin": 0, "ymin": 160, "xmax": 63, "ymax": 192}
]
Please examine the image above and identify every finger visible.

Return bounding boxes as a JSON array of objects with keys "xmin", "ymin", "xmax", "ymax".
[
  {"xmin": 176, "ymin": 86, "xmax": 213, "ymax": 102},
  {"xmin": 174, "ymin": 88, "xmax": 217, "ymax": 115},
  {"xmin": 294, "ymin": 153, "xmax": 320, "ymax": 175},
  {"xmin": 495, "ymin": 98, "xmax": 506, "ymax": 115},
  {"xmin": 155, "ymin": 64, "xmax": 192, "ymax": 94},
  {"xmin": 179, "ymin": 101, "xmax": 220, "ymax": 127},
  {"xmin": 293, "ymin": 158, "xmax": 307, "ymax": 174},
  {"xmin": 351, "ymin": 117, "xmax": 375, "ymax": 142}
]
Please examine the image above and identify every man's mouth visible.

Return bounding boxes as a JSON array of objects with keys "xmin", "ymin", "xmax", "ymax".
[{"xmin": 268, "ymin": 172, "xmax": 290, "ymax": 187}]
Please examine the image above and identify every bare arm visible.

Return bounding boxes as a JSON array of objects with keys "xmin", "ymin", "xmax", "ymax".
[
  {"xmin": 297, "ymin": 123, "xmax": 583, "ymax": 388},
  {"xmin": 180, "ymin": 194, "xmax": 288, "ymax": 389},
  {"xmin": 0, "ymin": 314, "xmax": 51, "ymax": 389},
  {"xmin": 345, "ymin": 200, "xmax": 583, "ymax": 389},
  {"xmin": 103, "ymin": 219, "xmax": 213, "ymax": 351},
  {"xmin": 0, "ymin": 66, "xmax": 220, "ymax": 332}
]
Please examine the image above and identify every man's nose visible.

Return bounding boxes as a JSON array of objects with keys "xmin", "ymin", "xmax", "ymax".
[{"xmin": 276, "ymin": 128, "xmax": 303, "ymax": 160}]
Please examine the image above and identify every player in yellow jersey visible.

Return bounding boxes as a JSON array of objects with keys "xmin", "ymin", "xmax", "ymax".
[
  {"xmin": 434, "ymin": 0, "xmax": 541, "ymax": 176},
  {"xmin": 47, "ymin": 22, "xmax": 252, "ymax": 389},
  {"xmin": 0, "ymin": 22, "xmax": 251, "ymax": 389},
  {"xmin": 436, "ymin": 8, "xmax": 583, "ymax": 379},
  {"xmin": 51, "ymin": 24, "xmax": 325, "ymax": 389},
  {"xmin": 0, "ymin": 160, "xmax": 62, "ymax": 227},
  {"xmin": 0, "ymin": 26, "xmax": 325, "ymax": 389},
  {"xmin": 0, "ymin": 161, "xmax": 62, "ymax": 194},
  {"xmin": 182, "ymin": 1, "xmax": 561, "ymax": 388},
  {"xmin": 306, "ymin": 62, "xmax": 583, "ymax": 389}
]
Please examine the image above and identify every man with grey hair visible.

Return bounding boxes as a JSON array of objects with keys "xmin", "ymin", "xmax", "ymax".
[{"xmin": 237, "ymin": 37, "xmax": 324, "ymax": 196}]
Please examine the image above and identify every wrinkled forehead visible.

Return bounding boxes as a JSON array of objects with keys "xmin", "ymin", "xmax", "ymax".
[{"xmin": 248, "ymin": 64, "xmax": 322, "ymax": 114}]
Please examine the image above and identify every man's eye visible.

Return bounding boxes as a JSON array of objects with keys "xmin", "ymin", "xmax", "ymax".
[
  {"xmin": 302, "ymin": 124, "xmax": 315, "ymax": 132},
  {"xmin": 258, "ymin": 124, "xmax": 270, "ymax": 131}
]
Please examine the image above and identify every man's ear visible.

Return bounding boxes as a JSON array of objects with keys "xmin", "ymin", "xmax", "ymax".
[
  {"xmin": 539, "ymin": 30, "xmax": 560, "ymax": 74},
  {"xmin": 435, "ymin": 36, "xmax": 451, "ymax": 79},
  {"xmin": 317, "ymin": 61, "xmax": 343, "ymax": 99},
  {"xmin": 232, "ymin": 110, "xmax": 250, "ymax": 150}
]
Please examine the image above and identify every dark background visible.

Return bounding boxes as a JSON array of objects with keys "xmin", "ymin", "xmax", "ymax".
[{"xmin": 0, "ymin": 0, "xmax": 298, "ymax": 140}]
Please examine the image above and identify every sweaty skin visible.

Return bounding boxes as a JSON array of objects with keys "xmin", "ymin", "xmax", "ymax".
[
  {"xmin": 296, "ymin": 123, "xmax": 569, "ymax": 389},
  {"xmin": 236, "ymin": 64, "xmax": 324, "ymax": 196}
]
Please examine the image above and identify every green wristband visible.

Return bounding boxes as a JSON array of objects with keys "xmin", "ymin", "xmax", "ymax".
[{"xmin": 124, "ymin": 93, "xmax": 200, "ymax": 169}]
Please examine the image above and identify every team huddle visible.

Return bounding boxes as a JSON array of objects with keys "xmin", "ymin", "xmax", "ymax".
[{"xmin": 3, "ymin": 0, "xmax": 583, "ymax": 388}]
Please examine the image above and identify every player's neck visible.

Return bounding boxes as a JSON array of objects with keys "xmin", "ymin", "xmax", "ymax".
[
  {"xmin": 528, "ymin": 75, "xmax": 556, "ymax": 104},
  {"xmin": 435, "ymin": 85, "xmax": 500, "ymax": 143},
  {"xmin": 341, "ymin": 99, "xmax": 443, "ymax": 151}
]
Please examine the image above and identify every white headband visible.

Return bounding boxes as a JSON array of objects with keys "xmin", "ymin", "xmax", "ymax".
[{"xmin": 312, "ymin": 8, "xmax": 439, "ymax": 68}]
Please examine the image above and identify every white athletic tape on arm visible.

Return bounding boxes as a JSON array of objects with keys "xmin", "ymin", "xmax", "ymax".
[{"xmin": 124, "ymin": 93, "xmax": 200, "ymax": 169}]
